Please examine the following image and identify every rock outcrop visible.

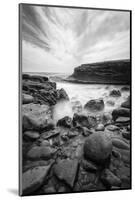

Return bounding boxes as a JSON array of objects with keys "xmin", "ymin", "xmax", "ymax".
[{"xmin": 66, "ymin": 59, "xmax": 130, "ymax": 84}]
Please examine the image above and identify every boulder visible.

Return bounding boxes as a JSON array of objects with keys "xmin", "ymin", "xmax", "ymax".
[
  {"xmin": 57, "ymin": 116, "xmax": 72, "ymax": 128},
  {"xmin": 122, "ymin": 131, "xmax": 130, "ymax": 140},
  {"xmin": 57, "ymin": 88, "xmax": 69, "ymax": 101},
  {"xmin": 41, "ymin": 128, "xmax": 60, "ymax": 140},
  {"xmin": 109, "ymin": 89, "xmax": 121, "ymax": 97},
  {"xmin": 53, "ymin": 159, "xmax": 78, "ymax": 188},
  {"xmin": 22, "ymin": 165, "xmax": 51, "ymax": 195},
  {"xmin": 101, "ymin": 169, "xmax": 121, "ymax": 188},
  {"xmin": 84, "ymin": 98, "xmax": 104, "ymax": 112},
  {"xmin": 73, "ymin": 113, "xmax": 95, "ymax": 128},
  {"xmin": 112, "ymin": 138, "xmax": 130, "ymax": 150},
  {"xmin": 112, "ymin": 108, "xmax": 130, "ymax": 121},
  {"xmin": 23, "ymin": 131, "xmax": 40, "ymax": 140},
  {"xmin": 121, "ymin": 96, "xmax": 130, "ymax": 109},
  {"xmin": 27, "ymin": 146, "xmax": 56, "ymax": 160},
  {"xmin": 22, "ymin": 93, "xmax": 34, "ymax": 104},
  {"xmin": 84, "ymin": 132, "xmax": 112, "ymax": 164},
  {"xmin": 121, "ymin": 86, "xmax": 130, "ymax": 91},
  {"xmin": 81, "ymin": 159, "xmax": 98, "ymax": 172},
  {"xmin": 22, "ymin": 103, "xmax": 53, "ymax": 131},
  {"xmin": 22, "ymin": 74, "xmax": 48, "ymax": 82}
]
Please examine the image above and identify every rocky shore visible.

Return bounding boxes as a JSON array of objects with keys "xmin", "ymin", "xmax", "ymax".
[
  {"xmin": 66, "ymin": 59, "xmax": 130, "ymax": 84},
  {"xmin": 21, "ymin": 74, "xmax": 131, "ymax": 196}
]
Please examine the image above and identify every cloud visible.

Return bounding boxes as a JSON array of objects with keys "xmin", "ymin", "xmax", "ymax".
[{"xmin": 21, "ymin": 4, "xmax": 130, "ymax": 73}]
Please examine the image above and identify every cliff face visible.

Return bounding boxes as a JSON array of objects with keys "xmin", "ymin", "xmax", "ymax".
[{"xmin": 68, "ymin": 59, "xmax": 131, "ymax": 84}]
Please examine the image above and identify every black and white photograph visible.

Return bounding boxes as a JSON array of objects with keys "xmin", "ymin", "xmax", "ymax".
[{"xmin": 19, "ymin": 3, "xmax": 131, "ymax": 196}]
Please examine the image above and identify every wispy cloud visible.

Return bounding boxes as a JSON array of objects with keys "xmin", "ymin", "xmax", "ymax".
[{"xmin": 21, "ymin": 5, "xmax": 130, "ymax": 73}]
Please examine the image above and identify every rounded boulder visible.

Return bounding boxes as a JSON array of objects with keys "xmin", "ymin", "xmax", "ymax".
[{"xmin": 84, "ymin": 132, "xmax": 112, "ymax": 164}]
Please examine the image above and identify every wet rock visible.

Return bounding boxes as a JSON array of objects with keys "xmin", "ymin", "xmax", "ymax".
[
  {"xmin": 106, "ymin": 125, "xmax": 119, "ymax": 131},
  {"xmin": 106, "ymin": 100, "xmax": 115, "ymax": 106},
  {"xmin": 22, "ymin": 103, "xmax": 53, "ymax": 131},
  {"xmin": 23, "ymin": 74, "xmax": 49, "ymax": 83},
  {"xmin": 23, "ymin": 131, "xmax": 40, "ymax": 140},
  {"xmin": 73, "ymin": 113, "xmax": 93, "ymax": 128},
  {"xmin": 95, "ymin": 124, "xmax": 104, "ymax": 131},
  {"xmin": 122, "ymin": 131, "xmax": 130, "ymax": 140},
  {"xmin": 58, "ymin": 186, "xmax": 67, "ymax": 193},
  {"xmin": 41, "ymin": 129, "xmax": 60, "ymax": 140},
  {"xmin": 68, "ymin": 128, "xmax": 78, "ymax": 138},
  {"xmin": 81, "ymin": 159, "xmax": 98, "ymax": 172},
  {"xmin": 121, "ymin": 96, "xmax": 130, "ymax": 109},
  {"xmin": 57, "ymin": 116, "xmax": 72, "ymax": 128},
  {"xmin": 109, "ymin": 89, "xmax": 121, "ymax": 97},
  {"xmin": 22, "ymin": 165, "xmax": 51, "ymax": 195},
  {"xmin": 121, "ymin": 86, "xmax": 130, "ymax": 91},
  {"xmin": 84, "ymin": 98, "xmax": 104, "ymax": 112},
  {"xmin": 53, "ymin": 159, "xmax": 79, "ymax": 188},
  {"xmin": 22, "ymin": 93, "xmax": 34, "ymax": 104},
  {"xmin": 82, "ymin": 127, "xmax": 93, "ymax": 137},
  {"xmin": 27, "ymin": 146, "xmax": 56, "ymax": 160},
  {"xmin": 101, "ymin": 169, "xmax": 121, "ymax": 188},
  {"xmin": 84, "ymin": 132, "xmax": 112, "ymax": 164},
  {"xmin": 112, "ymin": 108, "xmax": 130, "ymax": 121},
  {"xmin": 116, "ymin": 117, "xmax": 130, "ymax": 123},
  {"xmin": 44, "ymin": 186, "xmax": 56, "ymax": 194},
  {"xmin": 57, "ymin": 88, "xmax": 69, "ymax": 101},
  {"xmin": 112, "ymin": 138, "xmax": 130, "ymax": 150}
]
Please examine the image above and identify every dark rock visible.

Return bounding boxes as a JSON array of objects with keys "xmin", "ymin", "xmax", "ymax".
[
  {"xmin": 67, "ymin": 59, "xmax": 130, "ymax": 84},
  {"xmin": 58, "ymin": 186, "xmax": 67, "ymax": 193},
  {"xmin": 84, "ymin": 132, "xmax": 112, "ymax": 164},
  {"xmin": 122, "ymin": 131, "xmax": 130, "ymax": 140},
  {"xmin": 23, "ymin": 131, "xmax": 40, "ymax": 140},
  {"xmin": 41, "ymin": 128, "xmax": 60, "ymax": 140},
  {"xmin": 68, "ymin": 128, "xmax": 78, "ymax": 138},
  {"xmin": 121, "ymin": 86, "xmax": 130, "ymax": 91},
  {"xmin": 81, "ymin": 159, "xmax": 98, "ymax": 172},
  {"xmin": 44, "ymin": 186, "xmax": 56, "ymax": 193},
  {"xmin": 57, "ymin": 116, "xmax": 72, "ymax": 128},
  {"xmin": 121, "ymin": 96, "xmax": 130, "ymax": 109},
  {"xmin": 27, "ymin": 146, "xmax": 56, "ymax": 160},
  {"xmin": 53, "ymin": 159, "xmax": 79, "ymax": 188},
  {"xmin": 22, "ymin": 165, "xmax": 51, "ymax": 195},
  {"xmin": 22, "ymin": 93, "xmax": 34, "ymax": 104},
  {"xmin": 112, "ymin": 108, "xmax": 130, "ymax": 121},
  {"xmin": 73, "ymin": 113, "xmax": 94, "ymax": 128},
  {"xmin": 112, "ymin": 138, "xmax": 130, "ymax": 150},
  {"xmin": 101, "ymin": 169, "xmax": 121, "ymax": 188},
  {"xmin": 57, "ymin": 88, "xmax": 69, "ymax": 101},
  {"xmin": 23, "ymin": 74, "xmax": 48, "ymax": 82},
  {"xmin": 82, "ymin": 127, "xmax": 93, "ymax": 137},
  {"xmin": 22, "ymin": 103, "xmax": 53, "ymax": 131},
  {"xmin": 109, "ymin": 89, "xmax": 121, "ymax": 97},
  {"xmin": 84, "ymin": 98, "xmax": 104, "ymax": 112}
]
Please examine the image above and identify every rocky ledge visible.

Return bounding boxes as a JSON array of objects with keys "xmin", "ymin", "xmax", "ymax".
[
  {"xmin": 21, "ymin": 74, "xmax": 131, "ymax": 196},
  {"xmin": 66, "ymin": 59, "xmax": 130, "ymax": 84}
]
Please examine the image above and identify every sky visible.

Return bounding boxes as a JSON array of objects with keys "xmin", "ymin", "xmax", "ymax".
[{"xmin": 21, "ymin": 5, "xmax": 130, "ymax": 73}]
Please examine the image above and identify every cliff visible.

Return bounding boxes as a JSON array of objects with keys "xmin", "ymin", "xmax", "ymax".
[{"xmin": 66, "ymin": 59, "xmax": 130, "ymax": 84}]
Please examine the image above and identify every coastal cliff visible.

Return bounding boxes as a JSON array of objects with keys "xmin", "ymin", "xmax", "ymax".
[{"xmin": 66, "ymin": 59, "xmax": 130, "ymax": 84}]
